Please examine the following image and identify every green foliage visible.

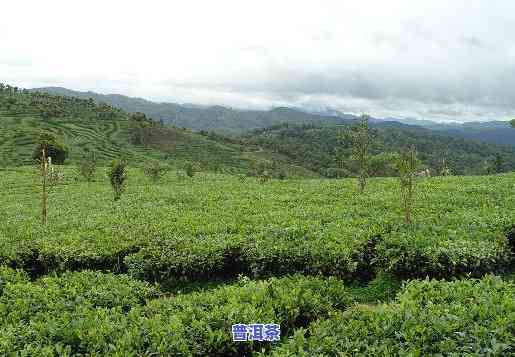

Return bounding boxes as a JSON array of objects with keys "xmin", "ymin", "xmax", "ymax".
[
  {"xmin": 0, "ymin": 266, "xmax": 29, "ymax": 296},
  {"xmin": 0, "ymin": 271, "xmax": 159, "ymax": 355},
  {"xmin": 248, "ymin": 161, "xmax": 274, "ymax": 183},
  {"xmin": 0, "ymin": 168, "xmax": 513, "ymax": 280},
  {"xmin": 244, "ymin": 123, "xmax": 515, "ymax": 177},
  {"xmin": 125, "ymin": 234, "xmax": 244, "ymax": 282},
  {"xmin": 77, "ymin": 149, "xmax": 97, "ymax": 182},
  {"xmin": 246, "ymin": 160, "xmax": 291, "ymax": 181},
  {"xmin": 143, "ymin": 160, "xmax": 169, "ymax": 183},
  {"xmin": 108, "ymin": 159, "xmax": 127, "ymax": 201},
  {"xmin": 349, "ymin": 114, "xmax": 372, "ymax": 192},
  {"xmin": 0, "ymin": 273, "xmax": 355, "ymax": 355},
  {"xmin": 128, "ymin": 112, "xmax": 154, "ymax": 146},
  {"xmin": 0, "ymin": 162, "xmax": 513, "ymax": 354},
  {"xmin": 184, "ymin": 161, "xmax": 196, "ymax": 177},
  {"xmin": 487, "ymin": 152, "xmax": 505, "ymax": 174},
  {"xmin": 270, "ymin": 276, "xmax": 514, "ymax": 356},
  {"xmin": 0, "ymin": 83, "xmax": 308, "ymax": 176},
  {"xmin": 32, "ymin": 132, "xmax": 69, "ymax": 165},
  {"xmin": 395, "ymin": 146, "xmax": 419, "ymax": 224},
  {"xmin": 375, "ymin": 220, "xmax": 512, "ymax": 279}
]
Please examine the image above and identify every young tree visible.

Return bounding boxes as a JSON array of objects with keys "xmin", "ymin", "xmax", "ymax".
[
  {"xmin": 440, "ymin": 157, "xmax": 452, "ymax": 176},
  {"xmin": 108, "ymin": 159, "xmax": 127, "ymax": 201},
  {"xmin": 184, "ymin": 162, "xmax": 195, "ymax": 178},
  {"xmin": 350, "ymin": 114, "xmax": 372, "ymax": 193},
  {"xmin": 40, "ymin": 148, "xmax": 49, "ymax": 225},
  {"xmin": 39, "ymin": 148, "xmax": 63, "ymax": 225},
  {"xmin": 144, "ymin": 161, "xmax": 169, "ymax": 183},
  {"xmin": 492, "ymin": 153, "xmax": 504, "ymax": 174},
  {"xmin": 78, "ymin": 150, "xmax": 97, "ymax": 182},
  {"xmin": 395, "ymin": 146, "xmax": 419, "ymax": 225}
]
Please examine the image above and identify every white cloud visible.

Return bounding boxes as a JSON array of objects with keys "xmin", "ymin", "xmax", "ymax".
[{"xmin": 2, "ymin": 0, "xmax": 515, "ymax": 121}]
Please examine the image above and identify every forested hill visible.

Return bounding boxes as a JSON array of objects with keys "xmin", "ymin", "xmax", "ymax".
[
  {"xmin": 0, "ymin": 83, "xmax": 316, "ymax": 177},
  {"xmin": 242, "ymin": 123, "xmax": 515, "ymax": 177},
  {"xmin": 32, "ymin": 87, "xmax": 354, "ymax": 134}
]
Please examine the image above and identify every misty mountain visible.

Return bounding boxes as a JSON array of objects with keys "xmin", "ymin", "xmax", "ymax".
[{"xmin": 33, "ymin": 87, "xmax": 515, "ymax": 146}]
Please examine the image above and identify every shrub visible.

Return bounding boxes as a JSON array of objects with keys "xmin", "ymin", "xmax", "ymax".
[
  {"xmin": 242, "ymin": 224, "xmax": 377, "ymax": 281},
  {"xmin": 0, "ymin": 266, "xmax": 29, "ymax": 296},
  {"xmin": 395, "ymin": 146, "xmax": 419, "ymax": 224},
  {"xmin": 0, "ymin": 274, "xmax": 355, "ymax": 356},
  {"xmin": 269, "ymin": 276, "xmax": 515, "ymax": 356},
  {"xmin": 184, "ymin": 162, "xmax": 195, "ymax": 177},
  {"xmin": 375, "ymin": 222, "xmax": 512, "ymax": 279},
  {"xmin": 78, "ymin": 150, "xmax": 97, "ymax": 182},
  {"xmin": 0, "ymin": 271, "xmax": 159, "ymax": 355},
  {"xmin": 143, "ymin": 161, "xmax": 169, "ymax": 183},
  {"xmin": 124, "ymin": 234, "xmax": 245, "ymax": 282},
  {"xmin": 108, "ymin": 159, "xmax": 127, "ymax": 201}
]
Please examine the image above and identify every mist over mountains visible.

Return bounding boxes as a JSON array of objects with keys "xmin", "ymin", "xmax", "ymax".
[{"xmin": 33, "ymin": 87, "xmax": 515, "ymax": 147}]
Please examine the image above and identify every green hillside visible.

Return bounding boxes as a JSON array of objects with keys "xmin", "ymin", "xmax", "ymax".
[
  {"xmin": 34, "ymin": 87, "xmax": 515, "ymax": 149},
  {"xmin": 242, "ymin": 123, "xmax": 515, "ymax": 177},
  {"xmin": 0, "ymin": 84, "xmax": 316, "ymax": 177},
  {"xmin": 32, "ymin": 86, "xmax": 354, "ymax": 134}
]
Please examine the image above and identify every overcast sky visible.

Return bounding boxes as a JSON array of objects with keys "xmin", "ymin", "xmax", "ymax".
[{"xmin": 2, "ymin": 1, "xmax": 515, "ymax": 122}]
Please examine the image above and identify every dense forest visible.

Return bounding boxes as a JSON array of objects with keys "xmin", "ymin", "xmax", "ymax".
[{"xmin": 242, "ymin": 123, "xmax": 515, "ymax": 177}]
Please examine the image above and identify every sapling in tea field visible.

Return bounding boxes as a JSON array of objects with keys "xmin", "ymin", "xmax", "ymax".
[
  {"xmin": 144, "ymin": 160, "xmax": 169, "ymax": 183},
  {"xmin": 184, "ymin": 162, "xmax": 196, "ymax": 178},
  {"xmin": 108, "ymin": 159, "xmax": 128, "ymax": 201},
  {"xmin": 349, "ymin": 114, "xmax": 373, "ymax": 193},
  {"xmin": 395, "ymin": 145, "xmax": 419, "ymax": 224},
  {"xmin": 78, "ymin": 149, "xmax": 97, "ymax": 182},
  {"xmin": 38, "ymin": 148, "xmax": 64, "ymax": 225}
]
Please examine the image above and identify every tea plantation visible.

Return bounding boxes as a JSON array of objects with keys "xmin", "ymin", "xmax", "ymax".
[{"xmin": 0, "ymin": 166, "xmax": 514, "ymax": 355}]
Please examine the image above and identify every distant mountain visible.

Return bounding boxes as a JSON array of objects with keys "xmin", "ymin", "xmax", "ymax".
[
  {"xmin": 32, "ymin": 87, "xmax": 355, "ymax": 134},
  {"xmin": 33, "ymin": 87, "xmax": 515, "ymax": 147},
  {"xmin": 242, "ymin": 123, "xmax": 515, "ymax": 177},
  {"xmin": 375, "ymin": 117, "xmax": 515, "ymax": 147}
]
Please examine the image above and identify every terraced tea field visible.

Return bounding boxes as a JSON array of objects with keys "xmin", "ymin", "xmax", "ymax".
[
  {"xmin": 0, "ymin": 111, "xmax": 315, "ymax": 177},
  {"xmin": 0, "ymin": 167, "xmax": 514, "ymax": 355}
]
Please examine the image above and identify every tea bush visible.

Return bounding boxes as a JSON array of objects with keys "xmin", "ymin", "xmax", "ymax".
[
  {"xmin": 0, "ymin": 274, "xmax": 355, "ymax": 356},
  {"xmin": 376, "ymin": 216, "xmax": 513, "ymax": 278},
  {"xmin": 1, "ymin": 168, "xmax": 514, "ymax": 281},
  {"xmin": 269, "ymin": 276, "xmax": 515, "ymax": 356},
  {"xmin": 0, "ymin": 266, "xmax": 29, "ymax": 296},
  {"xmin": 125, "ymin": 234, "xmax": 245, "ymax": 282}
]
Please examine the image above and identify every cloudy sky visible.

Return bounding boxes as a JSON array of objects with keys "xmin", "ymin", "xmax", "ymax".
[{"xmin": 2, "ymin": 1, "xmax": 515, "ymax": 122}]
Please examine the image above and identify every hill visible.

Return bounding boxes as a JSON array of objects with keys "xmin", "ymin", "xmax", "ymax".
[
  {"xmin": 0, "ymin": 83, "xmax": 316, "ymax": 177},
  {"xmin": 32, "ymin": 87, "xmax": 355, "ymax": 134},
  {"xmin": 242, "ymin": 123, "xmax": 515, "ymax": 177},
  {"xmin": 34, "ymin": 87, "xmax": 515, "ymax": 147},
  {"xmin": 387, "ymin": 117, "xmax": 515, "ymax": 147}
]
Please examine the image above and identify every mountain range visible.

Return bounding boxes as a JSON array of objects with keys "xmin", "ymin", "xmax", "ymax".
[{"xmin": 33, "ymin": 87, "xmax": 515, "ymax": 148}]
